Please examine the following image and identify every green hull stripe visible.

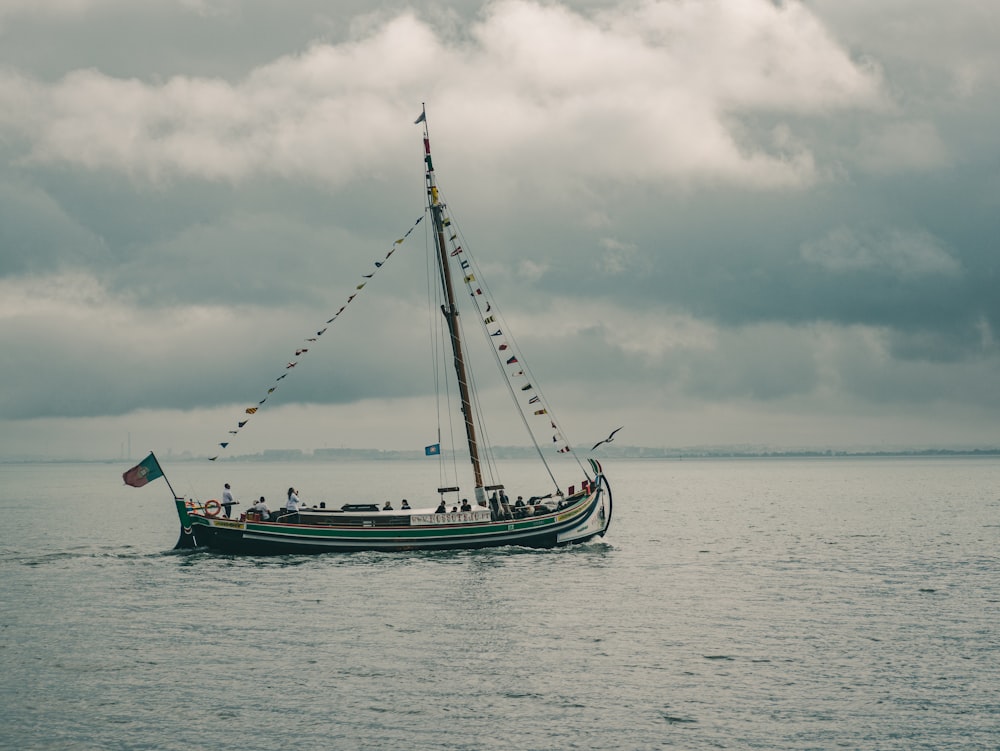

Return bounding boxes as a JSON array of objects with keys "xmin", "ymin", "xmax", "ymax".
[{"xmin": 192, "ymin": 493, "xmax": 594, "ymax": 542}]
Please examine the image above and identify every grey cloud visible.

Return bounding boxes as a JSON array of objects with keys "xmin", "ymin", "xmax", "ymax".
[
  {"xmin": 0, "ymin": 178, "xmax": 110, "ymax": 274},
  {"xmin": 2, "ymin": 0, "xmax": 1000, "ymax": 455}
]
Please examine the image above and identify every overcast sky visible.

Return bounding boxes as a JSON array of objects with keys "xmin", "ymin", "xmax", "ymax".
[{"xmin": 1, "ymin": 0, "xmax": 998, "ymax": 461}]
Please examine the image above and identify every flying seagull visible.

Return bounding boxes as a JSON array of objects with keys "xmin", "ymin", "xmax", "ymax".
[{"xmin": 590, "ymin": 426, "xmax": 624, "ymax": 451}]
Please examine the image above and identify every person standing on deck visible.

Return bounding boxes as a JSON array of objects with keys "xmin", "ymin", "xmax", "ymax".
[
  {"xmin": 285, "ymin": 487, "xmax": 301, "ymax": 522},
  {"xmin": 221, "ymin": 483, "xmax": 235, "ymax": 518}
]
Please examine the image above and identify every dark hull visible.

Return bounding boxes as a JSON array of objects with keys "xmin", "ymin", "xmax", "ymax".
[{"xmin": 180, "ymin": 479, "xmax": 611, "ymax": 555}]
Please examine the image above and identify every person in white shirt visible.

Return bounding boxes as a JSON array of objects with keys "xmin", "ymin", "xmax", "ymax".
[
  {"xmin": 250, "ymin": 496, "xmax": 270, "ymax": 521},
  {"xmin": 285, "ymin": 487, "xmax": 301, "ymax": 522},
  {"xmin": 221, "ymin": 483, "xmax": 235, "ymax": 518}
]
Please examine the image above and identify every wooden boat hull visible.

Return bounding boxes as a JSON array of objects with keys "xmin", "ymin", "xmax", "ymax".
[{"xmin": 177, "ymin": 476, "xmax": 611, "ymax": 555}]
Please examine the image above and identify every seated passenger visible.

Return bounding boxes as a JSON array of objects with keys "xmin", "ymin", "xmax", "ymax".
[
  {"xmin": 383, "ymin": 501, "xmax": 393, "ymax": 511},
  {"xmin": 460, "ymin": 499, "xmax": 472, "ymax": 512},
  {"xmin": 435, "ymin": 501, "xmax": 447, "ymax": 514},
  {"xmin": 400, "ymin": 499, "xmax": 411, "ymax": 510},
  {"xmin": 251, "ymin": 496, "xmax": 270, "ymax": 521}
]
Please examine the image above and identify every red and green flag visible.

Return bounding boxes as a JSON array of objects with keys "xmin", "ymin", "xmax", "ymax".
[{"xmin": 122, "ymin": 452, "xmax": 164, "ymax": 488}]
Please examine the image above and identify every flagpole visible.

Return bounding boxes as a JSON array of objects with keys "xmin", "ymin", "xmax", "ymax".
[
  {"xmin": 149, "ymin": 451, "xmax": 179, "ymax": 499},
  {"xmin": 149, "ymin": 451, "xmax": 200, "ymax": 550}
]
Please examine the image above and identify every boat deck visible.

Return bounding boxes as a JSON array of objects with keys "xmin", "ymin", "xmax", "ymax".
[{"xmin": 228, "ymin": 494, "xmax": 580, "ymax": 528}]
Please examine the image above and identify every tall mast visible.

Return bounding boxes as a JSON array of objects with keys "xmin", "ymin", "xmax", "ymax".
[{"xmin": 418, "ymin": 106, "xmax": 485, "ymax": 497}]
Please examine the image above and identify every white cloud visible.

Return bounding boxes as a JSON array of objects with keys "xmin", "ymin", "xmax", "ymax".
[
  {"xmin": 612, "ymin": 0, "xmax": 882, "ymax": 112},
  {"xmin": 808, "ymin": 0, "xmax": 1000, "ymax": 100},
  {"xmin": 0, "ymin": 0, "xmax": 884, "ymax": 189},
  {"xmin": 800, "ymin": 227, "xmax": 961, "ymax": 277}
]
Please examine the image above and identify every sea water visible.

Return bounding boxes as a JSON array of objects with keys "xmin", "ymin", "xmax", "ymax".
[{"xmin": 1, "ymin": 457, "xmax": 998, "ymax": 750}]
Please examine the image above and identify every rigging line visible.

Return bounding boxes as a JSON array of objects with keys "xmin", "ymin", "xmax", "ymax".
[
  {"xmin": 477, "ymin": 304, "xmax": 561, "ymax": 494},
  {"xmin": 443, "ymin": 238, "xmax": 498, "ymax": 485},
  {"xmin": 444, "ymin": 206, "xmax": 589, "ymax": 480},
  {"xmin": 432, "ymin": 202, "xmax": 502, "ymax": 487},
  {"xmin": 208, "ymin": 214, "xmax": 424, "ymax": 460},
  {"xmin": 436, "ymin": 201, "xmax": 562, "ymax": 494},
  {"xmin": 424, "ymin": 211, "xmax": 461, "ymax": 496},
  {"xmin": 449, "ymin": 302, "xmax": 498, "ymax": 487},
  {"xmin": 425, "ymin": 208, "xmax": 443, "ymax": 485},
  {"xmin": 441, "ymin": 216, "xmax": 563, "ymax": 469},
  {"xmin": 425, "ymin": 210, "xmax": 459, "ymax": 496},
  {"xmin": 454, "ymin": 299, "xmax": 502, "ymax": 487}
]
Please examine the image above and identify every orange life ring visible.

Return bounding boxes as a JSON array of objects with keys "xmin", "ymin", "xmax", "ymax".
[{"xmin": 204, "ymin": 499, "xmax": 222, "ymax": 517}]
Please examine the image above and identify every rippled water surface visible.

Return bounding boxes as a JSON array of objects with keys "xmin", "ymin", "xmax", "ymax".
[{"xmin": 2, "ymin": 457, "xmax": 998, "ymax": 750}]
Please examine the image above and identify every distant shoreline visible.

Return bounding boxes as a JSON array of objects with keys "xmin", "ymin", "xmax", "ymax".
[{"xmin": 4, "ymin": 446, "xmax": 1000, "ymax": 464}]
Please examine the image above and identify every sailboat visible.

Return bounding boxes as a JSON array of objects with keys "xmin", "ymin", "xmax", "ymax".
[{"xmin": 131, "ymin": 107, "xmax": 613, "ymax": 554}]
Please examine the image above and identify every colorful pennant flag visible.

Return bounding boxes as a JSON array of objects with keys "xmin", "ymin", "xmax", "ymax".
[{"xmin": 208, "ymin": 213, "xmax": 425, "ymax": 460}]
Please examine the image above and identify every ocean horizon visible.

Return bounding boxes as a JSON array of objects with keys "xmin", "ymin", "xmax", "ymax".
[{"xmin": 6, "ymin": 443, "xmax": 1000, "ymax": 465}]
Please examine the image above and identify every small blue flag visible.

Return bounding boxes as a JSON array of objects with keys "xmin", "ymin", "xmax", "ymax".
[{"xmin": 424, "ymin": 444, "xmax": 441, "ymax": 456}]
